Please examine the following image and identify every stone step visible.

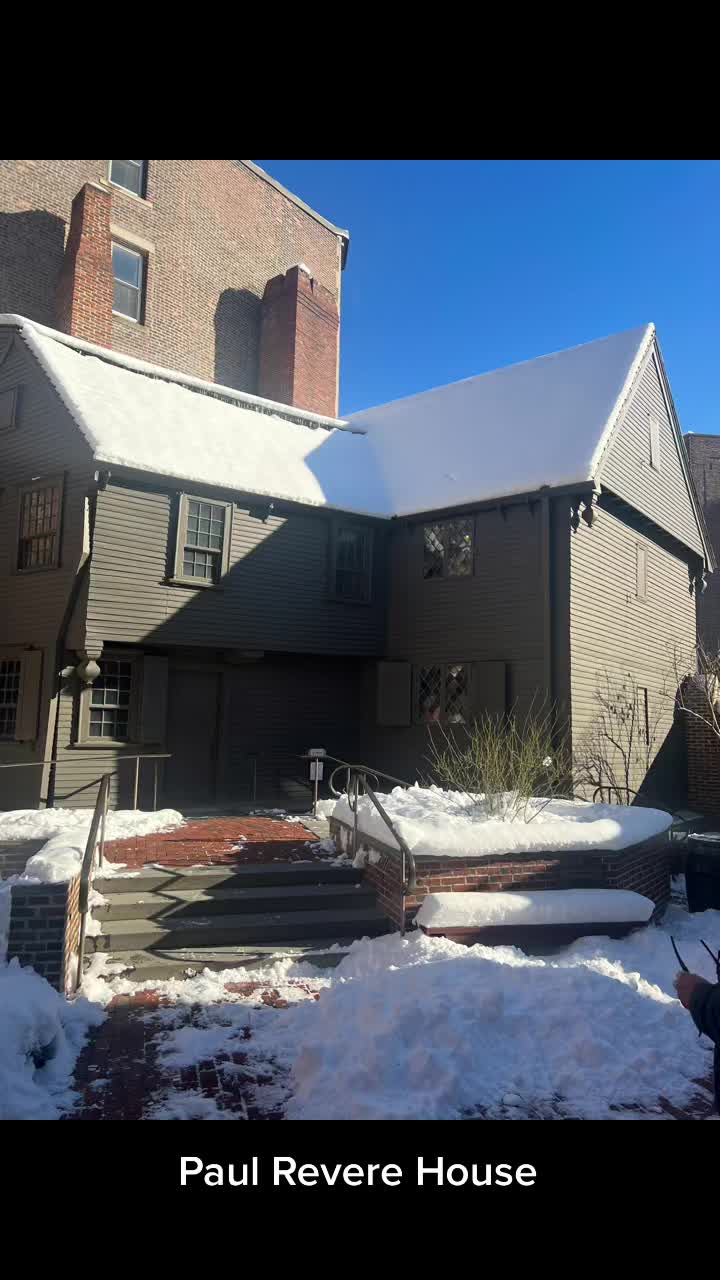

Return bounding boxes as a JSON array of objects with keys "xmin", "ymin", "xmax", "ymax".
[
  {"xmin": 92, "ymin": 881, "xmax": 375, "ymax": 921},
  {"xmin": 94, "ymin": 862, "xmax": 359, "ymax": 896},
  {"xmin": 93, "ymin": 940, "xmax": 356, "ymax": 980},
  {"xmin": 86, "ymin": 906, "xmax": 390, "ymax": 953}
]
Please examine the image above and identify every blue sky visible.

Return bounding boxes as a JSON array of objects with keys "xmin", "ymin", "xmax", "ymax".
[{"xmin": 256, "ymin": 160, "xmax": 720, "ymax": 431}]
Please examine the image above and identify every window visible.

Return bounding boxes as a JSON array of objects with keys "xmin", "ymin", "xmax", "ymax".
[
  {"xmin": 636, "ymin": 543, "xmax": 647, "ymax": 600},
  {"xmin": 416, "ymin": 663, "xmax": 471, "ymax": 724},
  {"xmin": 112, "ymin": 242, "xmax": 145, "ymax": 321},
  {"xmin": 88, "ymin": 659, "xmax": 134, "ymax": 741},
  {"xmin": 649, "ymin": 415, "xmax": 661, "ymax": 471},
  {"xmin": 332, "ymin": 525, "xmax": 372, "ymax": 602},
  {"xmin": 639, "ymin": 687, "xmax": 650, "ymax": 747},
  {"xmin": 0, "ymin": 659, "xmax": 21, "ymax": 739},
  {"xmin": 173, "ymin": 495, "xmax": 232, "ymax": 586},
  {"xmin": 109, "ymin": 160, "xmax": 147, "ymax": 197},
  {"xmin": 423, "ymin": 518, "xmax": 474, "ymax": 578},
  {"xmin": 17, "ymin": 478, "xmax": 62, "ymax": 571},
  {"xmin": 0, "ymin": 386, "xmax": 18, "ymax": 433}
]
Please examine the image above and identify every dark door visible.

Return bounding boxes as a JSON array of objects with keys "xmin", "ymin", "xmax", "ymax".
[{"xmin": 164, "ymin": 668, "xmax": 220, "ymax": 808}]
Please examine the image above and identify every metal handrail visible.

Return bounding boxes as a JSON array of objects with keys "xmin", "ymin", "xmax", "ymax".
[
  {"xmin": 321, "ymin": 755, "xmax": 418, "ymax": 895},
  {"xmin": 0, "ymin": 753, "xmax": 171, "ymax": 810},
  {"xmin": 76, "ymin": 772, "xmax": 112, "ymax": 992}
]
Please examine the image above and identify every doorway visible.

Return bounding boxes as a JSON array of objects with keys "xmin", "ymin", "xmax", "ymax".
[{"xmin": 164, "ymin": 668, "xmax": 221, "ymax": 808}]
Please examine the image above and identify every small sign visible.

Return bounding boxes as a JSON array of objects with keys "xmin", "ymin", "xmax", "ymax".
[
  {"xmin": 308, "ymin": 747, "xmax": 326, "ymax": 758},
  {"xmin": 310, "ymin": 761, "xmax": 324, "ymax": 781}
]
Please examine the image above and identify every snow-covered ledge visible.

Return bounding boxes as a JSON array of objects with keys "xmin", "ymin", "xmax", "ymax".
[{"xmin": 324, "ymin": 787, "xmax": 673, "ymax": 932}]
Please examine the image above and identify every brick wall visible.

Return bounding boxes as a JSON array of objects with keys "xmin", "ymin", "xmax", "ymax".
[
  {"xmin": 55, "ymin": 183, "xmax": 113, "ymax": 346},
  {"xmin": 685, "ymin": 434, "xmax": 720, "ymax": 650},
  {"xmin": 0, "ymin": 160, "xmax": 344, "ymax": 411},
  {"xmin": 684, "ymin": 676, "xmax": 720, "ymax": 814},
  {"xmin": 7, "ymin": 874, "xmax": 82, "ymax": 993},
  {"xmin": 331, "ymin": 818, "xmax": 671, "ymax": 931}
]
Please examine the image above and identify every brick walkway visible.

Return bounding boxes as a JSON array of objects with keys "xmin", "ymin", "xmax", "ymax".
[
  {"xmin": 68, "ymin": 983, "xmax": 319, "ymax": 1120},
  {"xmin": 103, "ymin": 815, "xmax": 326, "ymax": 868}
]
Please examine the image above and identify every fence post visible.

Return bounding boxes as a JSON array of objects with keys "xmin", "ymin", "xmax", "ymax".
[{"xmin": 133, "ymin": 756, "xmax": 140, "ymax": 810}]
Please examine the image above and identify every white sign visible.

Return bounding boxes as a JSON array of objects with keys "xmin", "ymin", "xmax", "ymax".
[
  {"xmin": 308, "ymin": 747, "xmax": 326, "ymax": 758},
  {"xmin": 310, "ymin": 761, "xmax": 324, "ymax": 781}
]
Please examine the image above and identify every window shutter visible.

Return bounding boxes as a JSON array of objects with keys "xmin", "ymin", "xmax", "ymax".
[
  {"xmin": 471, "ymin": 660, "xmax": 507, "ymax": 719},
  {"xmin": 636, "ymin": 544, "xmax": 647, "ymax": 599},
  {"xmin": 15, "ymin": 649, "xmax": 43, "ymax": 742},
  {"xmin": 139, "ymin": 656, "xmax": 169, "ymax": 744},
  {"xmin": 376, "ymin": 661, "xmax": 412, "ymax": 726}
]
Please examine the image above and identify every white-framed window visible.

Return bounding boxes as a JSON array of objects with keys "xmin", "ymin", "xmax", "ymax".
[
  {"xmin": 423, "ymin": 517, "xmax": 474, "ymax": 579},
  {"xmin": 0, "ymin": 649, "xmax": 42, "ymax": 742},
  {"xmin": 649, "ymin": 414, "xmax": 661, "ymax": 471},
  {"xmin": 171, "ymin": 494, "xmax": 232, "ymax": 587},
  {"xmin": 17, "ymin": 476, "xmax": 63, "ymax": 571},
  {"xmin": 109, "ymin": 160, "xmax": 147, "ymax": 198},
  {"xmin": 331, "ymin": 524, "xmax": 373, "ymax": 602},
  {"xmin": 415, "ymin": 662, "xmax": 471, "ymax": 724},
  {"xmin": 112, "ymin": 242, "xmax": 145, "ymax": 321},
  {"xmin": 79, "ymin": 657, "xmax": 137, "ymax": 744}
]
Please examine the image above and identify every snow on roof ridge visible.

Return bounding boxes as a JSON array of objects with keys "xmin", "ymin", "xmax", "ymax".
[
  {"xmin": 0, "ymin": 314, "xmax": 362, "ymax": 435},
  {"xmin": 351, "ymin": 323, "xmax": 655, "ymax": 420}
]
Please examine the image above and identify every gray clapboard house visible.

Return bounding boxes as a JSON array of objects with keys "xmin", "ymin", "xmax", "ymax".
[{"xmin": 0, "ymin": 315, "xmax": 712, "ymax": 812}]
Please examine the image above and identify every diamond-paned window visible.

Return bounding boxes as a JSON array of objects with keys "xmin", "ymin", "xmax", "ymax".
[
  {"xmin": 0, "ymin": 659, "xmax": 21, "ymax": 739},
  {"xmin": 417, "ymin": 665, "xmax": 443, "ymax": 722},
  {"xmin": 445, "ymin": 663, "xmax": 469, "ymax": 723},
  {"xmin": 182, "ymin": 499, "xmax": 226, "ymax": 583},
  {"xmin": 88, "ymin": 660, "xmax": 133, "ymax": 741},
  {"xmin": 18, "ymin": 482, "xmax": 61, "ymax": 570},
  {"xmin": 423, "ymin": 518, "xmax": 474, "ymax": 578}
]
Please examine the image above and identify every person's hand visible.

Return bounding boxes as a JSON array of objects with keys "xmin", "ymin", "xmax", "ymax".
[{"xmin": 674, "ymin": 971, "xmax": 709, "ymax": 1009}]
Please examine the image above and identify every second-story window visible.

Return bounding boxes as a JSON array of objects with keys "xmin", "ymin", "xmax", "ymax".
[
  {"xmin": 109, "ymin": 160, "xmax": 147, "ymax": 197},
  {"xmin": 332, "ymin": 525, "xmax": 372, "ymax": 602},
  {"xmin": 17, "ymin": 478, "xmax": 62, "ymax": 571},
  {"xmin": 172, "ymin": 495, "xmax": 233, "ymax": 586},
  {"xmin": 423, "ymin": 517, "xmax": 474, "ymax": 579},
  {"xmin": 112, "ymin": 243, "xmax": 145, "ymax": 322}
]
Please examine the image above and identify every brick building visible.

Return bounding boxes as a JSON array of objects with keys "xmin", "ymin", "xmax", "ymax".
[
  {"xmin": 685, "ymin": 433, "xmax": 720, "ymax": 652},
  {"xmin": 0, "ymin": 159, "xmax": 348, "ymax": 416}
]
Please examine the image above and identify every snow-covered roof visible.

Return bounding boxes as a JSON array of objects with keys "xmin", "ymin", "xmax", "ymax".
[
  {"xmin": 1, "ymin": 315, "xmax": 670, "ymax": 522},
  {"xmin": 353, "ymin": 324, "xmax": 655, "ymax": 516}
]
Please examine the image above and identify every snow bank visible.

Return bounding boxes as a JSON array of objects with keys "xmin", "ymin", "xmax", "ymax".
[
  {"xmin": 0, "ymin": 807, "xmax": 185, "ymax": 883},
  {"xmin": 329, "ymin": 786, "xmax": 672, "ymax": 857},
  {"xmin": 416, "ymin": 889, "xmax": 655, "ymax": 930},
  {"xmin": 0, "ymin": 960, "xmax": 105, "ymax": 1120}
]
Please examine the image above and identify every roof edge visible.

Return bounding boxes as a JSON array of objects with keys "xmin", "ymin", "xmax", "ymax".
[
  {"xmin": 240, "ymin": 162, "xmax": 350, "ymax": 267},
  {"xmin": 0, "ymin": 315, "xmax": 362, "ymax": 434},
  {"xmin": 586, "ymin": 323, "xmax": 656, "ymax": 479}
]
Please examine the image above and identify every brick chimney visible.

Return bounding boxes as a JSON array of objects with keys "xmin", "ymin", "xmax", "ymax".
[
  {"xmin": 257, "ymin": 264, "xmax": 339, "ymax": 417},
  {"xmin": 55, "ymin": 183, "xmax": 113, "ymax": 347}
]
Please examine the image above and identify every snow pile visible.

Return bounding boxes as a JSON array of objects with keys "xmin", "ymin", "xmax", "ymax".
[
  {"xmin": 328, "ymin": 786, "xmax": 672, "ymax": 857},
  {"xmin": 0, "ymin": 960, "xmax": 105, "ymax": 1120},
  {"xmin": 0, "ymin": 807, "xmax": 185, "ymax": 883},
  {"xmin": 416, "ymin": 889, "xmax": 655, "ymax": 930}
]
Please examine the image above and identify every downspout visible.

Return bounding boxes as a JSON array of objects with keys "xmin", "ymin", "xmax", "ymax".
[{"xmin": 45, "ymin": 480, "xmax": 99, "ymax": 808}]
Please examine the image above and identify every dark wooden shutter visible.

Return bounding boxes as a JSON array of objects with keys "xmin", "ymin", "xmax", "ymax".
[
  {"xmin": 15, "ymin": 649, "xmax": 43, "ymax": 742},
  {"xmin": 471, "ymin": 660, "xmax": 507, "ymax": 719},
  {"xmin": 139, "ymin": 655, "xmax": 169, "ymax": 743},
  {"xmin": 376, "ymin": 661, "xmax": 412, "ymax": 726}
]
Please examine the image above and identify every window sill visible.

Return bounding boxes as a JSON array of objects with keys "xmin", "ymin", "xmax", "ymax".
[
  {"xmin": 12, "ymin": 564, "xmax": 60, "ymax": 576},
  {"xmin": 112, "ymin": 311, "xmax": 144, "ymax": 327},
  {"xmin": 105, "ymin": 181, "xmax": 153, "ymax": 207},
  {"xmin": 72, "ymin": 741, "xmax": 143, "ymax": 750},
  {"xmin": 167, "ymin": 577, "xmax": 223, "ymax": 591},
  {"xmin": 327, "ymin": 594, "xmax": 372, "ymax": 607}
]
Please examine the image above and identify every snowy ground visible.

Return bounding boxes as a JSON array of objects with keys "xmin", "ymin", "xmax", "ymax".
[
  {"xmin": 324, "ymin": 787, "xmax": 673, "ymax": 858},
  {"xmin": 79, "ymin": 898, "xmax": 719, "ymax": 1122}
]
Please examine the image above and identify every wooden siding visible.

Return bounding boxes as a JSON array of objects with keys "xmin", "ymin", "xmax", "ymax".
[
  {"xmin": 0, "ymin": 334, "xmax": 94, "ymax": 808},
  {"xmin": 85, "ymin": 482, "xmax": 387, "ymax": 656},
  {"xmin": 364, "ymin": 503, "xmax": 550, "ymax": 780},
  {"xmin": 569, "ymin": 504, "xmax": 696, "ymax": 801},
  {"xmin": 598, "ymin": 347, "xmax": 705, "ymax": 558}
]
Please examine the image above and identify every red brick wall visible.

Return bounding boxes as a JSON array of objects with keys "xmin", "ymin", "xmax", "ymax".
[
  {"xmin": 7, "ymin": 874, "xmax": 81, "ymax": 993},
  {"xmin": 330, "ymin": 818, "xmax": 670, "ymax": 932},
  {"xmin": 685, "ymin": 677, "xmax": 720, "ymax": 814},
  {"xmin": 55, "ymin": 183, "xmax": 113, "ymax": 346},
  {"xmin": 0, "ymin": 160, "xmax": 343, "ymax": 412},
  {"xmin": 258, "ymin": 266, "xmax": 339, "ymax": 416}
]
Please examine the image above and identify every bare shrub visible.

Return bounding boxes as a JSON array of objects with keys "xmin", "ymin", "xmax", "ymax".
[{"xmin": 573, "ymin": 670, "xmax": 664, "ymax": 803}]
